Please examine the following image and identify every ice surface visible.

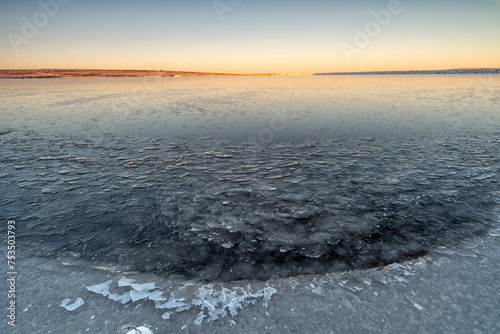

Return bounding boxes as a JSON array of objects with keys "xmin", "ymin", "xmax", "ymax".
[
  {"xmin": 145, "ymin": 290, "xmax": 167, "ymax": 302},
  {"xmin": 60, "ymin": 298, "xmax": 84, "ymax": 311},
  {"xmin": 125, "ymin": 326, "xmax": 154, "ymax": 334},
  {"xmin": 155, "ymin": 296, "xmax": 188, "ymax": 311},
  {"xmin": 118, "ymin": 276, "xmax": 137, "ymax": 287},
  {"xmin": 108, "ymin": 291, "xmax": 131, "ymax": 304},
  {"xmin": 490, "ymin": 229, "xmax": 500, "ymax": 237},
  {"xmin": 190, "ymin": 285, "xmax": 277, "ymax": 322},
  {"xmin": 194, "ymin": 312, "xmax": 206, "ymax": 326},
  {"xmin": 7, "ymin": 129, "xmax": 497, "ymax": 281},
  {"xmin": 84, "ymin": 275, "xmax": 278, "ymax": 325},
  {"xmin": 262, "ymin": 287, "xmax": 277, "ymax": 307},
  {"xmin": 161, "ymin": 312, "xmax": 173, "ymax": 320},
  {"xmin": 130, "ymin": 289, "xmax": 166, "ymax": 302},
  {"xmin": 131, "ymin": 282, "xmax": 156, "ymax": 292},
  {"xmin": 2, "ymin": 75, "xmax": 500, "ymax": 333},
  {"xmin": 85, "ymin": 280, "xmax": 112, "ymax": 296},
  {"xmin": 130, "ymin": 290, "xmax": 153, "ymax": 302},
  {"xmin": 414, "ymin": 303, "xmax": 424, "ymax": 310}
]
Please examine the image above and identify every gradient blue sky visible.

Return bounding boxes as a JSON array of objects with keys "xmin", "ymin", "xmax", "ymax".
[{"xmin": 1, "ymin": 0, "xmax": 499, "ymax": 73}]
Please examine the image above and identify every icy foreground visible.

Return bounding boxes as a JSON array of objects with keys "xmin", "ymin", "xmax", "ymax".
[
  {"xmin": 5, "ymin": 234, "xmax": 500, "ymax": 333},
  {"xmin": 1, "ymin": 131, "xmax": 498, "ymax": 281},
  {"xmin": 0, "ymin": 128, "xmax": 499, "ymax": 333},
  {"xmin": 85, "ymin": 277, "xmax": 276, "ymax": 324}
]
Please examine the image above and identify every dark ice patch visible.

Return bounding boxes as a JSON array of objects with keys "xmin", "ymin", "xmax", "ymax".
[{"xmin": 2, "ymin": 133, "xmax": 498, "ymax": 281}]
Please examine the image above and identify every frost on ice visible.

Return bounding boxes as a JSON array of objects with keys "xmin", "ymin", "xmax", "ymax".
[
  {"xmin": 118, "ymin": 276, "xmax": 136, "ymax": 287},
  {"xmin": 158, "ymin": 284, "xmax": 277, "ymax": 325},
  {"xmin": 85, "ymin": 280, "xmax": 112, "ymax": 296},
  {"xmin": 60, "ymin": 298, "xmax": 84, "ymax": 311},
  {"xmin": 130, "ymin": 289, "xmax": 166, "ymax": 302},
  {"xmin": 108, "ymin": 291, "xmax": 132, "ymax": 304},
  {"xmin": 85, "ymin": 277, "xmax": 277, "ymax": 325},
  {"xmin": 193, "ymin": 285, "xmax": 276, "ymax": 323},
  {"xmin": 130, "ymin": 282, "xmax": 156, "ymax": 292},
  {"xmin": 125, "ymin": 326, "xmax": 154, "ymax": 334},
  {"xmin": 155, "ymin": 296, "xmax": 189, "ymax": 312}
]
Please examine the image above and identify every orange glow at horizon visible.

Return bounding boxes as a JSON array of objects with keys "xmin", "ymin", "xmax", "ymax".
[{"xmin": 0, "ymin": 0, "xmax": 499, "ymax": 74}]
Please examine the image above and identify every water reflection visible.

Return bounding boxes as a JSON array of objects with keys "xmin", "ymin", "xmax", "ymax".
[{"xmin": 1, "ymin": 75, "xmax": 498, "ymax": 143}]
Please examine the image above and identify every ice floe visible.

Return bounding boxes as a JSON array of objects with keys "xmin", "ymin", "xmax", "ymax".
[
  {"xmin": 130, "ymin": 282, "xmax": 156, "ymax": 292},
  {"xmin": 124, "ymin": 326, "xmax": 154, "ymax": 334},
  {"xmin": 60, "ymin": 298, "xmax": 84, "ymax": 311},
  {"xmin": 85, "ymin": 280, "xmax": 112, "ymax": 296},
  {"xmin": 85, "ymin": 277, "xmax": 277, "ymax": 325}
]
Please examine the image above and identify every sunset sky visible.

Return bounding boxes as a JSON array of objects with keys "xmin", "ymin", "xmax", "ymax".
[{"xmin": 0, "ymin": 0, "xmax": 499, "ymax": 73}]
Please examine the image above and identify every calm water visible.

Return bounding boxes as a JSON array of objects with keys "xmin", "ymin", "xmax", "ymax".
[
  {"xmin": 0, "ymin": 75, "xmax": 499, "ymax": 281},
  {"xmin": 1, "ymin": 75, "xmax": 499, "ymax": 142}
]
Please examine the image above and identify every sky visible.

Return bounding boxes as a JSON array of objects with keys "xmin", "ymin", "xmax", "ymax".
[{"xmin": 0, "ymin": 0, "xmax": 499, "ymax": 73}]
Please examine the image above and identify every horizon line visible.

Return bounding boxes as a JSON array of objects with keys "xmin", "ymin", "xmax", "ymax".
[{"xmin": 0, "ymin": 67, "xmax": 498, "ymax": 79}]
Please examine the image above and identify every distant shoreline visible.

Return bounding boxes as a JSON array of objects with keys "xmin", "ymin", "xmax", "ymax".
[
  {"xmin": 0, "ymin": 69, "xmax": 310, "ymax": 79},
  {"xmin": 315, "ymin": 69, "xmax": 499, "ymax": 75},
  {"xmin": 0, "ymin": 68, "xmax": 498, "ymax": 79}
]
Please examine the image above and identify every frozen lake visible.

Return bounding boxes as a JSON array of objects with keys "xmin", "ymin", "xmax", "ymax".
[{"xmin": 1, "ymin": 75, "xmax": 499, "ymax": 333}]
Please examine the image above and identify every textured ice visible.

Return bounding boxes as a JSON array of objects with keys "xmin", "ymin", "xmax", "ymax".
[
  {"xmin": 2, "ymin": 75, "xmax": 500, "ymax": 333},
  {"xmin": 130, "ymin": 289, "xmax": 166, "ymax": 302},
  {"xmin": 60, "ymin": 298, "xmax": 84, "ymax": 311},
  {"xmin": 131, "ymin": 282, "xmax": 156, "ymax": 292},
  {"xmin": 191, "ymin": 285, "xmax": 277, "ymax": 322},
  {"xmin": 108, "ymin": 291, "xmax": 131, "ymax": 304},
  {"xmin": 12, "ymin": 132, "xmax": 495, "ymax": 281},
  {"xmin": 85, "ymin": 280, "xmax": 112, "ymax": 296},
  {"xmin": 130, "ymin": 290, "xmax": 153, "ymax": 302},
  {"xmin": 125, "ymin": 326, "xmax": 154, "ymax": 334},
  {"xmin": 490, "ymin": 229, "xmax": 500, "ymax": 237},
  {"xmin": 194, "ymin": 312, "xmax": 206, "ymax": 326},
  {"xmin": 261, "ymin": 287, "xmax": 277, "ymax": 307},
  {"xmin": 155, "ymin": 296, "xmax": 188, "ymax": 311},
  {"xmin": 146, "ymin": 290, "xmax": 167, "ymax": 302},
  {"xmin": 118, "ymin": 276, "xmax": 137, "ymax": 287},
  {"xmin": 83, "ymin": 275, "xmax": 277, "ymax": 325}
]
